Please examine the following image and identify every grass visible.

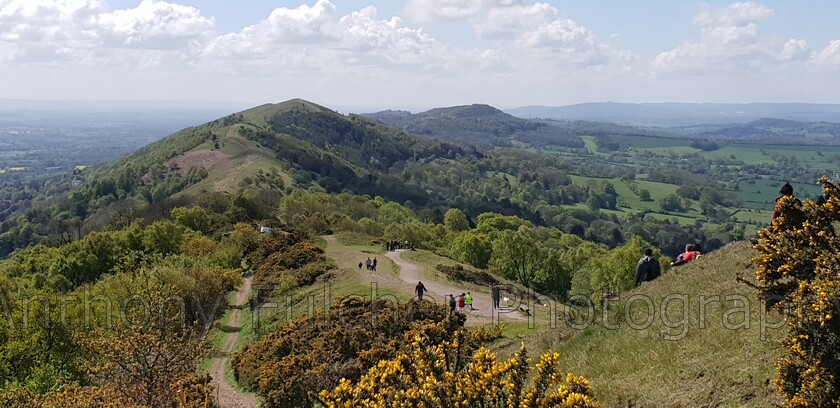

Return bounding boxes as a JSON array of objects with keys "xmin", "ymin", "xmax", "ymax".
[{"xmin": 506, "ymin": 241, "xmax": 785, "ymax": 407}]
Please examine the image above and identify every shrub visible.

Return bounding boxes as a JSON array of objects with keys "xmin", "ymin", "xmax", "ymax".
[
  {"xmin": 231, "ymin": 298, "xmax": 465, "ymax": 408},
  {"xmin": 435, "ymin": 263, "xmax": 499, "ymax": 286},
  {"xmin": 753, "ymin": 177, "xmax": 840, "ymax": 407},
  {"xmin": 318, "ymin": 333, "xmax": 600, "ymax": 408}
]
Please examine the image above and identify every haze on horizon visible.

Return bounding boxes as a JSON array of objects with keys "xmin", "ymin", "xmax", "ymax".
[{"xmin": 1, "ymin": 0, "xmax": 839, "ymax": 112}]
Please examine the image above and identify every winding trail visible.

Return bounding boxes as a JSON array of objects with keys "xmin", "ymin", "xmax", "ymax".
[
  {"xmin": 209, "ymin": 276, "xmax": 258, "ymax": 408},
  {"xmin": 385, "ymin": 250, "xmax": 526, "ymax": 322}
]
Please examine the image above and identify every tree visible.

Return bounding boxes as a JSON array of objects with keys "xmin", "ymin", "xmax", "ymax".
[
  {"xmin": 490, "ymin": 229, "xmax": 542, "ymax": 286},
  {"xmin": 638, "ymin": 189, "xmax": 652, "ymax": 202},
  {"xmin": 659, "ymin": 193, "xmax": 685, "ymax": 212},
  {"xmin": 443, "ymin": 208, "xmax": 469, "ymax": 232},
  {"xmin": 81, "ymin": 316, "xmax": 206, "ymax": 408},
  {"xmin": 171, "ymin": 207, "xmax": 212, "ymax": 235},
  {"xmin": 451, "ymin": 230, "xmax": 493, "ymax": 269}
]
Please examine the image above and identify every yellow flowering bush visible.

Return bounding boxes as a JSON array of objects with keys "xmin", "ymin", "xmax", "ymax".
[
  {"xmin": 754, "ymin": 177, "xmax": 840, "ymax": 407},
  {"xmin": 318, "ymin": 329, "xmax": 600, "ymax": 408}
]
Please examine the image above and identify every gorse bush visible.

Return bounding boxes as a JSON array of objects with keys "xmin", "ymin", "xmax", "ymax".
[
  {"xmin": 318, "ymin": 332, "xmax": 600, "ymax": 408},
  {"xmin": 754, "ymin": 177, "xmax": 840, "ymax": 407},
  {"xmin": 230, "ymin": 298, "xmax": 465, "ymax": 408}
]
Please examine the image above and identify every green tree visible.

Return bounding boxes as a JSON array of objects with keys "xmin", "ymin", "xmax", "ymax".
[
  {"xmin": 490, "ymin": 229, "xmax": 541, "ymax": 286},
  {"xmin": 171, "ymin": 207, "xmax": 212, "ymax": 235},
  {"xmin": 451, "ymin": 230, "xmax": 493, "ymax": 269},
  {"xmin": 638, "ymin": 189, "xmax": 652, "ymax": 202},
  {"xmin": 659, "ymin": 193, "xmax": 685, "ymax": 212},
  {"xmin": 443, "ymin": 208, "xmax": 469, "ymax": 232}
]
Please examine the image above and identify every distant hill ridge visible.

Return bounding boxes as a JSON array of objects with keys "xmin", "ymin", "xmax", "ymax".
[
  {"xmin": 363, "ymin": 103, "xmax": 584, "ymax": 149},
  {"xmin": 507, "ymin": 102, "xmax": 840, "ymax": 126}
]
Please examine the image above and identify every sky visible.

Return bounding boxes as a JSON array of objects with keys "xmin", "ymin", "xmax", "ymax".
[{"xmin": 1, "ymin": 0, "xmax": 839, "ymax": 111}]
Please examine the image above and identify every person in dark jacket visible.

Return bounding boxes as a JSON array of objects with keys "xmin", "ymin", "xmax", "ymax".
[
  {"xmin": 635, "ymin": 248, "xmax": 661, "ymax": 286},
  {"xmin": 415, "ymin": 281, "xmax": 427, "ymax": 301},
  {"xmin": 448, "ymin": 294, "xmax": 456, "ymax": 313},
  {"xmin": 772, "ymin": 182, "xmax": 803, "ymax": 225},
  {"xmin": 491, "ymin": 285, "xmax": 501, "ymax": 309}
]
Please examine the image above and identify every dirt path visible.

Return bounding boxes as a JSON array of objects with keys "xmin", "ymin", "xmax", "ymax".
[
  {"xmin": 210, "ymin": 277, "xmax": 258, "ymax": 408},
  {"xmin": 385, "ymin": 250, "xmax": 525, "ymax": 322}
]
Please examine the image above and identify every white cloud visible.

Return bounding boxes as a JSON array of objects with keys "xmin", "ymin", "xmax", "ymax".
[
  {"xmin": 99, "ymin": 0, "xmax": 214, "ymax": 48},
  {"xmin": 652, "ymin": 2, "xmax": 808, "ymax": 73},
  {"xmin": 0, "ymin": 0, "xmax": 213, "ymax": 64},
  {"xmin": 204, "ymin": 1, "xmax": 456, "ymax": 76},
  {"xmin": 474, "ymin": 2, "xmax": 554, "ymax": 40},
  {"xmin": 405, "ymin": 0, "xmax": 484, "ymax": 22},
  {"xmin": 469, "ymin": 2, "xmax": 634, "ymax": 70},
  {"xmin": 811, "ymin": 40, "xmax": 840, "ymax": 71}
]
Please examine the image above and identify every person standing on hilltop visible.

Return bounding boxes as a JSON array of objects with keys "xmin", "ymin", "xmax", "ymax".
[
  {"xmin": 415, "ymin": 281, "xmax": 427, "ymax": 301},
  {"xmin": 771, "ymin": 182, "xmax": 803, "ymax": 229},
  {"xmin": 465, "ymin": 292, "xmax": 474, "ymax": 310},
  {"xmin": 635, "ymin": 248, "xmax": 661, "ymax": 286}
]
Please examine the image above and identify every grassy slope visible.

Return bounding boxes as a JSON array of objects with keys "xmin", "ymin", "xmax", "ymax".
[
  {"xmin": 177, "ymin": 124, "xmax": 295, "ymax": 195},
  {"xmin": 527, "ymin": 241, "xmax": 784, "ymax": 407}
]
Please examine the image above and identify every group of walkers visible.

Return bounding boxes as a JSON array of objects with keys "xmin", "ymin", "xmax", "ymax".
[
  {"xmin": 414, "ymin": 281, "xmax": 481, "ymax": 313},
  {"xmin": 358, "ymin": 257, "xmax": 378, "ymax": 272},
  {"xmin": 385, "ymin": 240, "xmax": 415, "ymax": 252}
]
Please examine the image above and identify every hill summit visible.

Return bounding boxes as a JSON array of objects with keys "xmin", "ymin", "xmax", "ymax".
[{"xmin": 363, "ymin": 103, "xmax": 582, "ymax": 148}]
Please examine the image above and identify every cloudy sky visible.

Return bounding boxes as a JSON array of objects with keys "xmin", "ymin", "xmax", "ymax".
[{"xmin": 1, "ymin": 0, "xmax": 839, "ymax": 111}]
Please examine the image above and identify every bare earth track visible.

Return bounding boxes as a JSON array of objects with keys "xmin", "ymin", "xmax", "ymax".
[{"xmin": 209, "ymin": 277, "xmax": 257, "ymax": 408}]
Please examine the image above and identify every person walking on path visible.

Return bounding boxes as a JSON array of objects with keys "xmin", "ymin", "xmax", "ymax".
[
  {"xmin": 465, "ymin": 292, "xmax": 474, "ymax": 310},
  {"xmin": 635, "ymin": 248, "xmax": 661, "ymax": 286},
  {"xmin": 457, "ymin": 293, "xmax": 465, "ymax": 312},
  {"xmin": 372, "ymin": 257, "xmax": 378, "ymax": 272},
  {"xmin": 491, "ymin": 285, "xmax": 500, "ymax": 309},
  {"xmin": 358, "ymin": 261, "xmax": 363, "ymax": 271},
  {"xmin": 365, "ymin": 257, "xmax": 372, "ymax": 271},
  {"xmin": 448, "ymin": 294, "xmax": 456, "ymax": 313},
  {"xmin": 415, "ymin": 281, "xmax": 427, "ymax": 301}
]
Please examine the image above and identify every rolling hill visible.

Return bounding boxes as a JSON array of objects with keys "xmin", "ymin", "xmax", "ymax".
[{"xmin": 363, "ymin": 103, "xmax": 584, "ymax": 149}]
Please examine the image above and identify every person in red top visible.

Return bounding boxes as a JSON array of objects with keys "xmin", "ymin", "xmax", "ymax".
[
  {"xmin": 771, "ymin": 182, "xmax": 803, "ymax": 229},
  {"xmin": 671, "ymin": 244, "xmax": 702, "ymax": 267},
  {"xmin": 457, "ymin": 293, "xmax": 466, "ymax": 312}
]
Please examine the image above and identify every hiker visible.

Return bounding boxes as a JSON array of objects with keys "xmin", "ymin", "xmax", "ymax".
[
  {"xmin": 458, "ymin": 293, "xmax": 465, "ymax": 312},
  {"xmin": 771, "ymin": 182, "xmax": 803, "ymax": 229},
  {"xmin": 415, "ymin": 281, "xmax": 427, "ymax": 301},
  {"xmin": 365, "ymin": 257, "xmax": 372, "ymax": 271},
  {"xmin": 358, "ymin": 261, "xmax": 363, "ymax": 271},
  {"xmin": 671, "ymin": 244, "xmax": 701, "ymax": 267},
  {"xmin": 448, "ymin": 294, "xmax": 456, "ymax": 313},
  {"xmin": 465, "ymin": 291, "xmax": 474, "ymax": 310},
  {"xmin": 491, "ymin": 285, "xmax": 500, "ymax": 309},
  {"xmin": 635, "ymin": 248, "xmax": 661, "ymax": 286},
  {"xmin": 372, "ymin": 257, "xmax": 378, "ymax": 271}
]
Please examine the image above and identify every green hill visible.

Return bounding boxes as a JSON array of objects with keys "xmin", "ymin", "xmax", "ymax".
[
  {"xmin": 514, "ymin": 241, "xmax": 784, "ymax": 407},
  {"xmin": 364, "ymin": 103, "xmax": 585, "ymax": 149}
]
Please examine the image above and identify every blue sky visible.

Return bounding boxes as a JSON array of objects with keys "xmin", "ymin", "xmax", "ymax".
[{"xmin": 1, "ymin": 0, "xmax": 839, "ymax": 111}]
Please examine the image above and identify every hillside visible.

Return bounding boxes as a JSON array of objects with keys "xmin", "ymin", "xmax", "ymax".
[
  {"xmin": 364, "ymin": 103, "xmax": 584, "ymax": 149},
  {"xmin": 515, "ymin": 241, "xmax": 784, "ymax": 407},
  {"xmin": 700, "ymin": 117, "xmax": 840, "ymax": 145}
]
